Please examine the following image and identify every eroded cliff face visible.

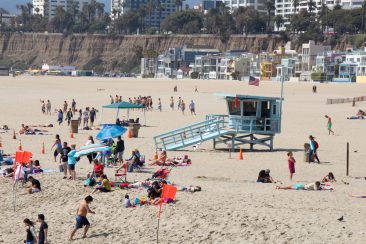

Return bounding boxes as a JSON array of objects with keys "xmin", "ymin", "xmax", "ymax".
[{"xmin": 0, "ymin": 33, "xmax": 286, "ymax": 71}]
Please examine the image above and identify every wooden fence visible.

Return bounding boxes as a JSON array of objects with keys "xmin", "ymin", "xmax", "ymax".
[{"xmin": 326, "ymin": 96, "xmax": 366, "ymax": 104}]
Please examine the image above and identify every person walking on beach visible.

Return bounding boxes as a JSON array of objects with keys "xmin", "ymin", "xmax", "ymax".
[
  {"xmin": 110, "ymin": 95, "xmax": 114, "ymax": 104},
  {"xmin": 71, "ymin": 99, "xmax": 76, "ymax": 113},
  {"xmin": 51, "ymin": 134, "xmax": 62, "ymax": 162},
  {"xmin": 177, "ymin": 97, "xmax": 182, "ymax": 110},
  {"xmin": 57, "ymin": 109, "xmax": 63, "ymax": 125},
  {"xmin": 69, "ymin": 195, "xmax": 95, "ymax": 241},
  {"xmin": 189, "ymin": 100, "xmax": 196, "ymax": 115},
  {"xmin": 181, "ymin": 100, "xmax": 186, "ymax": 115},
  {"xmin": 46, "ymin": 100, "xmax": 51, "ymax": 115},
  {"xmin": 174, "ymin": 85, "xmax": 177, "ymax": 92},
  {"xmin": 66, "ymin": 108, "xmax": 73, "ymax": 126},
  {"xmin": 89, "ymin": 108, "xmax": 96, "ymax": 127},
  {"xmin": 61, "ymin": 142, "xmax": 71, "ymax": 179},
  {"xmin": 63, "ymin": 101, "xmax": 68, "ymax": 113},
  {"xmin": 308, "ymin": 135, "xmax": 320, "ymax": 163},
  {"xmin": 170, "ymin": 97, "xmax": 174, "ymax": 110},
  {"xmin": 195, "ymin": 86, "xmax": 198, "ymax": 92},
  {"xmin": 312, "ymin": 85, "xmax": 317, "ymax": 93},
  {"xmin": 24, "ymin": 218, "xmax": 37, "ymax": 244},
  {"xmin": 325, "ymin": 115, "xmax": 334, "ymax": 135},
  {"xmin": 287, "ymin": 152, "xmax": 296, "ymax": 181},
  {"xmin": 40, "ymin": 100, "xmax": 46, "ymax": 114},
  {"xmin": 37, "ymin": 214, "xmax": 48, "ymax": 244},
  {"xmin": 68, "ymin": 144, "xmax": 77, "ymax": 180},
  {"xmin": 78, "ymin": 109, "xmax": 82, "ymax": 126},
  {"xmin": 158, "ymin": 98, "xmax": 162, "ymax": 112},
  {"xmin": 83, "ymin": 108, "xmax": 90, "ymax": 128}
]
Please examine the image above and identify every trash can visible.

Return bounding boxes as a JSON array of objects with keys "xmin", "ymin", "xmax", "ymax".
[
  {"xmin": 304, "ymin": 143, "xmax": 314, "ymax": 162},
  {"xmin": 128, "ymin": 123, "xmax": 141, "ymax": 138},
  {"xmin": 70, "ymin": 119, "xmax": 79, "ymax": 133}
]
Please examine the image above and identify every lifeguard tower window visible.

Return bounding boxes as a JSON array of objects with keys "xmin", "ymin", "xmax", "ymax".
[
  {"xmin": 228, "ymin": 100, "xmax": 241, "ymax": 115},
  {"xmin": 243, "ymin": 101, "xmax": 257, "ymax": 116}
]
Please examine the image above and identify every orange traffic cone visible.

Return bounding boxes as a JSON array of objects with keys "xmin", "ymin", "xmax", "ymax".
[
  {"xmin": 128, "ymin": 130, "xmax": 132, "ymax": 138},
  {"xmin": 70, "ymin": 133, "xmax": 74, "ymax": 139},
  {"xmin": 41, "ymin": 142, "xmax": 45, "ymax": 154},
  {"xmin": 154, "ymin": 151, "xmax": 158, "ymax": 160},
  {"xmin": 18, "ymin": 140, "xmax": 22, "ymax": 151},
  {"xmin": 13, "ymin": 130, "xmax": 16, "ymax": 139},
  {"xmin": 239, "ymin": 148, "xmax": 243, "ymax": 160}
]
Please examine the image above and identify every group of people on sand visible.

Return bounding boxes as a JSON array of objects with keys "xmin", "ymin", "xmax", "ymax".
[
  {"xmin": 169, "ymin": 97, "xmax": 196, "ymax": 115},
  {"xmin": 40, "ymin": 99, "xmax": 52, "ymax": 115},
  {"xmin": 148, "ymin": 150, "xmax": 191, "ymax": 166},
  {"xmin": 57, "ymin": 106, "xmax": 97, "ymax": 128}
]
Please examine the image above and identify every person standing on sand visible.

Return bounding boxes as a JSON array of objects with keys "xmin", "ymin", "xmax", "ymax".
[
  {"xmin": 325, "ymin": 115, "xmax": 334, "ymax": 135},
  {"xmin": 61, "ymin": 142, "xmax": 71, "ymax": 179},
  {"xmin": 24, "ymin": 218, "xmax": 37, "ymax": 244},
  {"xmin": 46, "ymin": 100, "xmax": 51, "ymax": 115},
  {"xmin": 110, "ymin": 95, "xmax": 114, "ymax": 104},
  {"xmin": 83, "ymin": 108, "xmax": 90, "ymax": 128},
  {"xmin": 312, "ymin": 85, "xmax": 317, "ymax": 93},
  {"xmin": 40, "ymin": 100, "xmax": 46, "ymax": 114},
  {"xmin": 174, "ymin": 85, "xmax": 177, "ymax": 92},
  {"xmin": 181, "ymin": 100, "xmax": 186, "ymax": 115},
  {"xmin": 170, "ymin": 97, "xmax": 174, "ymax": 110},
  {"xmin": 89, "ymin": 108, "xmax": 96, "ymax": 127},
  {"xmin": 66, "ymin": 108, "xmax": 73, "ymax": 126},
  {"xmin": 177, "ymin": 97, "xmax": 182, "ymax": 110},
  {"xmin": 158, "ymin": 98, "xmax": 162, "ymax": 112},
  {"xmin": 69, "ymin": 195, "xmax": 95, "ymax": 241},
  {"xmin": 195, "ymin": 86, "xmax": 198, "ymax": 92},
  {"xmin": 63, "ymin": 101, "xmax": 68, "ymax": 113},
  {"xmin": 68, "ymin": 144, "xmax": 77, "ymax": 180},
  {"xmin": 71, "ymin": 99, "xmax": 76, "ymax": 113},
  {"xmin": 189, "ymin": 100, "xmax": 196, "ymax": 115},
  {"xmin": 57, "ymin": 109, "xmax": 63, "ymax": 125},
  {"xmin": 51, "ymin": 134, "xmax": 62, "ymax": 162},
  {"xmin": 37, "ymin": 214, "xmax": 48, "ymax": 244},
  {"xmin": 308, "ymin": 135, "xmax": 320, "ymax": 163},
  {"xmin": 287, "ymin": 152, "xmax": 296, "ymax": 181}
]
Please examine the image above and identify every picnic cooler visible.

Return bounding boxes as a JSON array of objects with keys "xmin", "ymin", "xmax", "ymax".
[
  {"xmin": 303, "ymin": 143, "xmax": 314, "ymax": 162},
  {"xmin": 70, "ymin": 119, "xmax": 79, "ymax": 133}
]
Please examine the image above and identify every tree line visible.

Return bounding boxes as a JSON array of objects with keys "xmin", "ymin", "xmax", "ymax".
[{"xmin": 1, "ymin": 0, "xmax": 366, "ymax": 43}]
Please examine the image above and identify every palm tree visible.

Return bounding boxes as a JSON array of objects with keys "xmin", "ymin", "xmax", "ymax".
[
  {"xmin": 95, "ymin": 2, "xmax": 105, "ymax": 19},
  {"xmin": 308, "ymin": 0, "xmax": 316, "ymax": 14},
  {"xmin": 175, "ymin": 0, "xmax": 182, "ymax": 12},
  {"xmin": 265, "ymin": 0, "xmax": 275, "ymax": 32},
  {"xmin": 137, "ymin": 5, "xmax": 146, "ymax": 33},
  {"xmin": 292, "ymin": 0, "xmax": 299, "ymax": 15},
  {"xmin": 273, "ymin": 14, "xmax": 284, "ymax": 30},
  {"xmin": 26, "ymin": 3, "xmax": 33, "ymax": 16},
  {"xmin": 362, "ymin": 0, "xmax": 366, "ymax": 33},
  {"xmin": 156, "ymin": 0, "xmax": 165, "ymax": 33},
  {"xmin": 146, "ymin": 0, "xmax": 155, "ymax": 29},
  {"xmin": 0, "ymin": 8, "xmax": 9, "ymax": 26}
]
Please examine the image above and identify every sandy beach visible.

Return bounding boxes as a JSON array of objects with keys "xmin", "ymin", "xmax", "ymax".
[{"xmin": 1, "ymin": 76, "xmax": 366, "ymax": 243}]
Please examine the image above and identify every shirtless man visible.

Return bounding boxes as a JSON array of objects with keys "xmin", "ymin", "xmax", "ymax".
[{"xmin": 69, "ymin": 195, "xmax": 95, "ymax": 240}]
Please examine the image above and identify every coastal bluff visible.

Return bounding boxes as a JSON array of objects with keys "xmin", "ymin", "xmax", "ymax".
[{"xmin": 0, "ymin": 33, "xmax": 285, "ymax": 71}]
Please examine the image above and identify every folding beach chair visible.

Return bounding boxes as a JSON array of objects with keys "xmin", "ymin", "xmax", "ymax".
[{"xmin": 115, "ymin": 164, "xmax": 127, "ymax": 182}]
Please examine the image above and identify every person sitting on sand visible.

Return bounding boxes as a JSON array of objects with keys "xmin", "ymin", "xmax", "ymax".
[
  {"xmin": 1, "ymin": 167, "xmax": 14, "ymax": 178},
  {"xmin": 92, "ymin": 159, "xmax": 104, "ymax": 177},
  {"xmin": 149, "ymin": 151, "xmax": 173, "ymax": 166},
  {"xmin": 27, "ymin": 176, "xmax": 41, "ymax": 194},
  {"xmin": 69, "ymin": 195, "xmax": 95, "ymax": 240},
  {"xmin": 92, "ymin": 174, "xmax": 111, "ymax": 193},
  {"xmin": 322, "ymin": 172, "xmax": 336, "ymax": 183},
  {"xmin": 257, "ymin": 169, "xmax": 274, "ymax": 183},
  {"xmin": 276, "ymin": 181, "xmax": 321, "ymax": 190},
  {"xmin": 349, "ymin": 193, "xmax": 366, "ymax": 198},
  {"xmin": 148, "ymin": 181, "xmax": 163, "ymax": 204}
]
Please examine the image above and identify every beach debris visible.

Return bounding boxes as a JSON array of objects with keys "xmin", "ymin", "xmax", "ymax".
[{"xmin": 337, "ymin": 216, "xmax": 344, "ymax": 222}]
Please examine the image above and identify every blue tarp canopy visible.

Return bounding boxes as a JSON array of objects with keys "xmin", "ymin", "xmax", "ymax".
[
  {"xmin": 102, "ymin": 101, "xmax": 145, "ymax": 109},
  {"xmin": 96, "ymin": 124, "xmax": 127, "ymax": 140},
  {"xmin": 75, "ymin": 143, "xmax": 111, "ymax": 158}
]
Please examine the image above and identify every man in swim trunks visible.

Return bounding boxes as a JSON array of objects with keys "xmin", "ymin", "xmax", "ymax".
[{"xmin": 69, "ymin": 195, "xmax": 95, "ymax": 240}]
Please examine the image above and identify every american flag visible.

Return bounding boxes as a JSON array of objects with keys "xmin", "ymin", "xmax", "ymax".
[{"xmin": 249, "ymin": 76, "xmax": 260, "ymax": 86}]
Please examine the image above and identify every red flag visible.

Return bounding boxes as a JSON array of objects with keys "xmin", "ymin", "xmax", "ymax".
[
  {"xmin": 249, "ymin": 76, "xmax": 260, "ymax": 86},
  {"xmin": 15, "ymin": 151, "xmax": 32, "ymax": 164},
  {"xmin": 157, "ymin": 184, "xmax": 177, "ymax": 219}
]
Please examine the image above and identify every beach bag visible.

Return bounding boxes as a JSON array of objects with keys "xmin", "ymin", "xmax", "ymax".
[
  {"xmin": 59, "ymin": 164, "xmax": 64, "ymax": 172},
  {"xmin": 314, "ymin": 141, "xmax": 319, "ymax": 149}
]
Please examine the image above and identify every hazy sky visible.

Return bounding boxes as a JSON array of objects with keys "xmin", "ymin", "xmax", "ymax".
[{"xmin": 0, "ymin": 0, "xmax": 199, "ymax": 14}]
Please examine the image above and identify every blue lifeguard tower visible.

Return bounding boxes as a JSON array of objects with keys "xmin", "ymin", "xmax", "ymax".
[{"xmin": 153, "ymin": 94, "xmax": 283, "ymax": 151}]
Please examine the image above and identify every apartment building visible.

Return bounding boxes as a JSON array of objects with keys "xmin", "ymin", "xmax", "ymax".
[
  {"xmin": 33, "ymin": 0, "xmax": 91, "ymax": 18},
  {"xmin": 222, "ymin": 0, "xmax": 266, "ymax": 12}
]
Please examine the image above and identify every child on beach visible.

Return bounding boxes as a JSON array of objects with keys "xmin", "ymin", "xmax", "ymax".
[
  {"xmin": 325, "ymin": 115, "xmax": 334, "ymax": 135},
  {"xmin": 287, "ymin": 152, "xmax": 296, "ymax": 181},
  {"xmin": 92, "ymin": 174, "xmax": 111, "ymax": 193},
  {"xmin": 322, "ymin": 172, "xmax": 336, "ymax": 183},
  {"xmin": 124, "ymin": 194, "xmax": 133, "ymax": 208}
]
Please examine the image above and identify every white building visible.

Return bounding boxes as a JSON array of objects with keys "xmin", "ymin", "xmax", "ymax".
[
  {"xmin": 33, "ymin": 0, "xmax": 91, "ymax": 18},
  {"xmin": 223, "ymin": 0, "xmax": 266, "ymax": 12},
  {"xmin": 275, "ymin": 0, "xmax": 363, "ymax": 30},
  {"xmin": 302, "ymin": 40, "xmax": 331, "ymax": 71}
]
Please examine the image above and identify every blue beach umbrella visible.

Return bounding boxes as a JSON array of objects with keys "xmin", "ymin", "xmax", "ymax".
[{"xmin": 96, "ymin": 124, "xmax": 127, "ymax": 141}]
